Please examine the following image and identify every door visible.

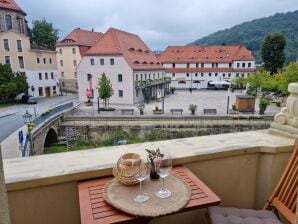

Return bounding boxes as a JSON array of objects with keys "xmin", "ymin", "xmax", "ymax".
[{"xmin": 45, "ymin": 87, "xmax": 51, "ymax": 97}]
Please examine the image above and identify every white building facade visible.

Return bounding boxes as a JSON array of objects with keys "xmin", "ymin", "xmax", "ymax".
[
  {"xmin": 77, "ymin": 28, "xmax": 167, "ymax": 105},
  {"xmin": 159, "ymin": 45, "xmax": 256, "ymax": 89}
]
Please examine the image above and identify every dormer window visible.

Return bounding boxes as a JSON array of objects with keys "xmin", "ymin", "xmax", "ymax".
[
  {"xmin": 144, "ymin": 50, "xmax": 149, "ymax": 54},
  {"xmin": 137, "ymin": 49, "xmax": 143, "ymax": 53},
  {"xmin": 149, "ymin": 62, "xmax": 154, "ymax": 64},
  {"xmin": 129, "ymin": 48, "xmax": 135, "ymax": 51},
  {"xmin": 142, "ymin": 61, "xmax": 147, "ymax": 64},
  {"xmin": 134, "ymin": 61, "xmax": 140, "ymax": 64}
]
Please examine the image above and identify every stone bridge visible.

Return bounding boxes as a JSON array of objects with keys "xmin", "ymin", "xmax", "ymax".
[{"xmin": 30, "ymin": 103, "xmax": 76, "ymax": 155}]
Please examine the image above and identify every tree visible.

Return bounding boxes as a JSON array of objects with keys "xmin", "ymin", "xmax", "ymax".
[
  {"xmin": 0, "ymin": 64, "xmax": 29, "ymax": 102},
  {"xmin": 261, "ymin": 32, "xmax": 286, "ymax": 74},
  {"xmin": 31, "ymin": 18, "xmax": 59, "ymax": 50},
  {"xmin": 277, "ymin": 62, "xmax": 298, "ymax": 95},
  {"xmin": 97, "ymin": 73, "xmax": 113, "ymax": 109}
]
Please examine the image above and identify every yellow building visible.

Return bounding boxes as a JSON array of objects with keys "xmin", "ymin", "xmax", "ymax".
[
  {"xmin": 56, "ymin": 28, "xmax": 102, "ymax": 92},
  {"xmin": 0, "ymin": 0, "xmax": 60, "ymax": 97}
]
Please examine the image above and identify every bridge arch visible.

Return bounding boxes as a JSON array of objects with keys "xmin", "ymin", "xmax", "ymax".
[{"xmin": 43, "ymin": 127, "xmax": 58, "ymax": 149}]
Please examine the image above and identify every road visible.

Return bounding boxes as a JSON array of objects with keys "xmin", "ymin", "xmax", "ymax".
[{"xmin": 0, "ymin": 94, "xmax": 79, "ymax": 143}]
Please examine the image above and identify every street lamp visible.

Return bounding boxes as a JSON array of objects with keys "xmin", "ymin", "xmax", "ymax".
[
  {"xmin": 23, "ymin": 110, "xmax": 33, "ymax": 156},
  {"xmin": 23, "ymin": 110, "xmax": 32, "ymax": 124},
  {"xmin": 227, "ymin": 86, "xmax": 231, "ymax": 114}
]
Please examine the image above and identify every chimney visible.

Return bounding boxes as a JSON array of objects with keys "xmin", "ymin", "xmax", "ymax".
[{"xmin": 91, "ymin": 28, "xmax": 94, "ymax": 32}]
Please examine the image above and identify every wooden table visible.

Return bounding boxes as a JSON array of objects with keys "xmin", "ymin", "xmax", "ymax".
[{"xmin": 78, "ymin": 166, "xmax": 220, "ymax": 224}]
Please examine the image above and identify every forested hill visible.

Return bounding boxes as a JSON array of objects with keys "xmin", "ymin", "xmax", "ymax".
[{"xmin": 189, "ymin": 10, "xmax": 298, "ymax": 63}]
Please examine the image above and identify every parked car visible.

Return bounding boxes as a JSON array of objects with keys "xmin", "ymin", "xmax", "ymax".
[{"xmin": 26, "ymin": 96, "xmax": 37, "ymax": 104}]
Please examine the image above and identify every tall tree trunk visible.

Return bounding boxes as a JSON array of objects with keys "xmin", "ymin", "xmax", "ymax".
[{"xmin": 0, "ymin": 146, "xmax": 11, "ymax": 224}]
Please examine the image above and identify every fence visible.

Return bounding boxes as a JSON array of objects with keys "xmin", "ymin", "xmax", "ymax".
[{"xmin": 34, "ymin": 102, "xmax": 74, "ymax": 126}]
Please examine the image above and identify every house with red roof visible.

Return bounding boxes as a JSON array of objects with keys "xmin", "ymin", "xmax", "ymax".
[
  {"xmin": 0, "ymin": 0, "xmax": 60, "ymax": 97},
  {"xmin": 77, "ymin": 27, "xmax": 168, "ymax": 105},
  {"xmin": 158, "ymin": 45, "xmax": 256, "ymax": 89},
  {"xmin": 56, "ymin": 28, "xmax": 103, "ymax": 92}
]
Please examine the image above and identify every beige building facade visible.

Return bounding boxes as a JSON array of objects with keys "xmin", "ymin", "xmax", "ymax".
[
  {"xmin": 0, "ymin": 0, "xmax": 60, "ymax": 97},
  {"xmin": 56, "ymin": 28, "xmax": 103, "ymax": 92}
]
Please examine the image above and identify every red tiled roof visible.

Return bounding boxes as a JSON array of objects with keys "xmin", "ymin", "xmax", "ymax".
[
  {"xmin": 0, "ymin": 0, "xmax": 26, "ymax": 15},
  {"xmin": 158, "ymin": 45, "xmax": 255, "ymax": 63},
  {"xmin": 56, "ymin": 28, "xmax": 103, "ymax": 47},
  {"xmin": 85, "ymin": 27, "xmax": 164, "ymax": 70}
]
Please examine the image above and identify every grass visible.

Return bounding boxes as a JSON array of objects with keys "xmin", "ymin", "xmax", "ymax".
[{"xmin": 0, "ymin": 102, "xmax": 17, "ymax": 108}]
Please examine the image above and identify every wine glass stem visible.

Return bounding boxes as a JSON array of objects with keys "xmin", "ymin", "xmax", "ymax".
[
  {"xmin": 139, "ymin": 181, "xmax": 142, "ymax": 194},
  {"xmin": 162, "ymin": 177, "xmax": 165, "ymax": 190}
]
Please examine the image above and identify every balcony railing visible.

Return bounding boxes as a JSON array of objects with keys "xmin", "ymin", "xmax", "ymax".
[{"xmin": 135, "ymin": 77, "xmax": 171, "ymax": 88}]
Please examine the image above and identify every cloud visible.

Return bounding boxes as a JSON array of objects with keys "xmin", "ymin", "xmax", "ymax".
[{"xmin": 17, "ymin": 0, "xmax": 297, "ymax": 50}]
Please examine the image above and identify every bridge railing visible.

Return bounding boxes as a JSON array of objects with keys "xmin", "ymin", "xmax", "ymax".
[{"xmin": 34, "ymin": 102, "xmax": 74, "ymax": 126}]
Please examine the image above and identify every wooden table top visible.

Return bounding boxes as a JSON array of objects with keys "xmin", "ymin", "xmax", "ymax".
[{"xmin": 78, "ymin": 166, "xmax": 220, "ymax": 224}]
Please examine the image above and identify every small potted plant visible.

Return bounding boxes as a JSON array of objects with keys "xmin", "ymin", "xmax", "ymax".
[
  {"xmin": 259, "ymin": 95, "xmax": 270, "ymax": 115},
  {"xmin": 188, "ymin": 104, "xmax": 197, "ymax": 115},
  {"xmin": 137, "ymin": 103, "xmax": 145, "ymax": 115},
  {"xmin": 145, "ymin": 147, "xmax": 164, "ymax": 180}
]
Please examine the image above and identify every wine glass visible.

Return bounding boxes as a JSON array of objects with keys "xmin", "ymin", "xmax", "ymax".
[
  {"xmin": 134, "ymin": 162, "xmax": 149, "ymax": 203},
  {"xmin": 155, "ymin": 153, "xmax": 172, "ymax": 198}
]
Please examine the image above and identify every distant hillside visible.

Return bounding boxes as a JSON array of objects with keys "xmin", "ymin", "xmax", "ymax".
[{"xmin": 189, "ymin": 10, "xmax": 298, "ymax": 63}]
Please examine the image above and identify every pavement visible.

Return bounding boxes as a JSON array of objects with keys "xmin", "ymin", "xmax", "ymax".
[
  {"xmin": 71, "ymin": 89, "xmax": 282, "ymax": 117},
  {"xmin": 0, "ymin": 94, "xmax": 79, "ymax": 159}
]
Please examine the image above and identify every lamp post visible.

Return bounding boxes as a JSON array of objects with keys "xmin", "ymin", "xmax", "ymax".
[
  {"xmin": 23, "ymin": 110, "xmax": 33, "ymax": 156},
  {"xmin": 227, "ymin": 87, "xmax": 230, "ymax": 114}
]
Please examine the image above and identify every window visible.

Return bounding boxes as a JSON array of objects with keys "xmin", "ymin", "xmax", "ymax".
[
  {"xmin": 212, "ymin": 63, "xmax": 215, "ymax": 68},
  {"xmin": 201, "ymin": 63, "xmax": 204, "ymax": 68},
  {"xmin": 73, "ymin": 60, "xmax": 77, "ymax": 67},
  {"xmin": 242, "ymin": 63, "xmax": 245, "ymax": 68},
  {"xmin": 228, "ymin": 73, "xmax": 231, "ymax": 77},
  {"xmin": 39, "ymin": 73, "xmax": 42, "ymax": 80},
  {"xmin": 209, "ymin": 73, "xmax": 211, "ymax": 77},
  {"xmin": 3, "ymin": 39, "xmax": 9, "ymax": 51},
  {"xmin": 74, "ymin": 72, "xmax": 77, "ymax": 78},
  {"xmin": 186, "ymin": 63, "xmax": 190, "ymax": 68},
  {"xmin": 149, "ymin": 74, "xmax": 151, "ymax": 79},
  {"xmin": 61, "ymin": 72, "xmax": 64, "ymax": 78},
  {"xmin": 45, "ymin": 73, "xmax": 48, "ymax": 80},
  {"xmin": 62, "ymin": 82, "xmax": 65, "ymax": 87},
  {"xmin": 195, "ymin": 73, "xmax": 198, "ymax": 77},
  {"xmin": 215, "ymin": 73, "xmax": 218, "ymax": 77},
  {"xmin": 5, "ymin": 56, "xmax": 10, "ymax": 65},
  {"xmin": 216, "ymin": 63, "xmax": 218, "ymax": 68},
  {"xmin": 145, "ymin": 74, "xmax": 147, "ymax": 80},
  {"xmin": 37, "ymin": 58, "xmax": 40, "ymax": 64},
  {"xmin": 201, "ymin": 73, "xmax": 204, "ymax": 77},
  {"xmin": 110, "ymin": 58, "xmax": 115, "ymax": 65},
  {"xmin": 18, "ymin": 18, "xmax": 24, "ymax": 34},
  {"xmin": 242, "ymin": 73, "xmax": 245, "ymax": 77},
  {"xmin": 38, "ymin": 87, "xmax": 43, "ymax": 96},
  {"xmin": 43, "ymin": 58, "xmax": 46, "ymax": 64},
  {"xmin": 186, "ymin": 73, "xmax": 189, "ymax": 77},
  {"xmin": 141, "ymin": 74, "xmax": 143, "ymax": 80},
  {"xmin": 16, "ymin": 40, "xmax": 22, "ymax": 52},
  {"xmin": 118, "ymin": 74, "xmax": 123, "ymax": 82},
  {"xmin": 5, "ymin": 15, "xmax": 12, "ymax": 30},
  {"xmin": 118, "ymin": 90, "xmax": 123, "ymax": 97},
  {"xmin": 172, "ymin": 63, "xmax": 175, "ymax": 68},
  {"xmin": 247, "ymin": 73, "xmax": 250, "ymax": 77},
  {"xmin": 90, "ymin": 59, "xmax": 94, "ymax": 65},
  {"xmin": 248, "ymin": 63, "xmax": 251, "ymax": 68},
  {"xmin": 172, "ymin": 73, "xmax": 175, "ymax": 77},
  {"xmin": 49, "ymin": 58, "xmax": 52, "ymax": 64},
  {"xmin": 237, "ymin": 63, "xmax": 240, "ymax": 68},
  {"xmin": 236, "ymin": 73, "xmax": 239, "ymax": 77},
  {"xmin": 136, "ymin": 89, "xmax": 139, "ymax": 97},
  {"xmin": 100, "ymin": 59, "xmax": 104, "ymax": 65},
  {"xmin": 223, "ymin": 73, "xmax": 226, "ymax": 77},
  {"xmin": 153, "ymin": 73, "xmax": 155, "ymax": 79},
  {"xmin": 196, "ymin": 63, "xmax": 199, "ymax": 68},
  {"xmin": 229, "ymin": 63, "xmax": 232, "ymax": 68},
  {"xmin": 52, "ymin": 86, "xmax": 57, "ymax": 94},
  {"xmin": 72, "ymin": 48, "xmax": 76, "ymax": 54},
  {"xmin": 136, "ymin": 74, "xmax": 138, "ymax": 80},
  {"xmin": 51, "ymin": 72, "xmax": 54, "ymax": 79},
  {"xmin": 18, "ymin": 56, "xmax": 24, "ymax": 68},
  {"xmin": 59, "ymin": 49, "xmax": 62, "ymax": 55},
  {"xmin": 60, "ymin": 60, "xmax": 63, "ymax": 66}
]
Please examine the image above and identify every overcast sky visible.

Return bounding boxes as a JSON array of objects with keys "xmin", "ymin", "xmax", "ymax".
[{"xmin": 17, "ymin": 0, "xmax": 297, "ymax": 50}]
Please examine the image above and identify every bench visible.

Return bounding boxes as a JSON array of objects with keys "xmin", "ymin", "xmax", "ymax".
[
  {"xmin": 121, "ymin": 109, "xmax": 134, "ymax": 115},
  {"xmin": 203, "ymin": 109, "xmax": 217, "ymax": 115},
  {"xmin": 239, "ymin": 108, "xmax": 255, "ymax": 114},
  {"xmin": 170, "ymin": 109, "xmax": 183, "ymax": 115}
]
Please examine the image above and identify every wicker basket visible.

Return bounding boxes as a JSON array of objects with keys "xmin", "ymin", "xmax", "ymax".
[{"xmin": 113, "ymin": 153, "xmax": 144, "ymax": 185}]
